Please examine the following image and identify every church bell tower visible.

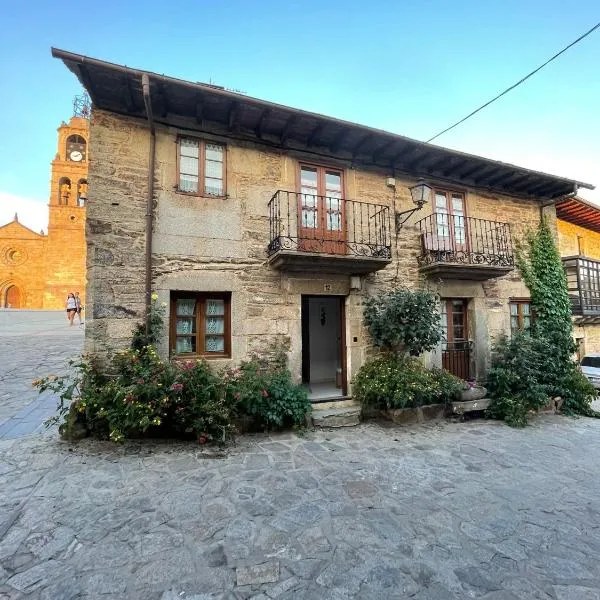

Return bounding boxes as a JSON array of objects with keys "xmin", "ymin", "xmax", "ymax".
[{"xmin": 44, "ymin": 94, "xmax": 89, "ymax": 306}]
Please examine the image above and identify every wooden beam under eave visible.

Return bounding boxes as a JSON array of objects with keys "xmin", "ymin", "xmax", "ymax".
[
  {"xmin": 280, "ymin": 115, "xmax": 298, "ymax": 147},
  {"xmin": 458, "ymin": 162, "xmax": 487, "ymax": 180},
  {"xmin": 480, "ymin": 170, "xmax": 517, "ymax": 188},
  {"xmin": 255, "ymin": 108, "xmax": 271, "ymax": 139},
  {"xmin": 155, "ymin": 82, "xmax": 169, "ymax": 118},
  {"xmin": 352, "ymin": 133, "xmax": 374, "ymax": 159},
  {"xmin": 76, "ymin": 63, "xmax": 99, "ymax": 107},
  {"xmin": 371, "ymin": 139, "xmax": 397, "ymax": 163},
  {"xmin": 228, "ymin": 101, "xmax": 240, "ymax": 131},
  {"xmin": 195, "ymin": 101, "xmax": 204, "ymax": 127},
  {"xmin": 307, "ymin": 121, "xmax": 325, "ymax": 147},
  {"xmin": 330, "ymin": 127, "xmax": 350, "ymax": 154},
  {"xmin": 441, "ymin": 158, "xmax": 469, "ymax": 177}
]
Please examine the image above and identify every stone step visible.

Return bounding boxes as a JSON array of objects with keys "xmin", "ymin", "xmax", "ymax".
[{"xmin": 311, "ymin": 405, "xmax": 361, "ymax": 428}]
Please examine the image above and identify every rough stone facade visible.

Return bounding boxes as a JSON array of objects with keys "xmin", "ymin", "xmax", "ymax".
[
  {"xmin": 85, "ymin": 108, "xmax": 550, "ymax": 389},
  {"xmin": 0, "ymin": 116, "xmax": 87, "ymax": 309}
]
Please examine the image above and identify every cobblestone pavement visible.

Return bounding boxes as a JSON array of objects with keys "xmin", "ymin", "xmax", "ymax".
[
  {"xmin": 1, "ymin": 416, "xmax": 600, "ymax": 599},
  {"xmin": 2, "ymin": 311, "xmax": 600, "ymax": 599},
  {"xmin": 0, "ymin": 310, "xmax": 83, "ymax": 439}
]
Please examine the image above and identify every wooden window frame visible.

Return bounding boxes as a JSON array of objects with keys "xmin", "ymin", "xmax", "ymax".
[
  {"xmin": 509, "ymin": 299, "xmax": 533, "ymax": 334},
  {"xmin": 170, "ymin": 292, "xmax": 231, "ymax": 358},
  {"xmin": 176, "ymin": 136, "xmax": 227, "ymax": 198}
]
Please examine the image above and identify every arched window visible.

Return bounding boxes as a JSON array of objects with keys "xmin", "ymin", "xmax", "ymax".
[
  {"xmin": 58, "ymin": 177, "xmax": 71, "ymax": 205},
  {"xmin": 77, "ymin": 179, "xmax": 88, "ymax": 207},
  {"xmin": 66, "ymin": 135, "xmax": 86, "ymax": 162}
]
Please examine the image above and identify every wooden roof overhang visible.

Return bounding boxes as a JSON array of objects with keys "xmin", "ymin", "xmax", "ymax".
[
  {"xmin": 52, "ymin": 48, "xmax": 595, "ymax": 201},
  {"xmin": 556, "ymin": 196, "xmax": 600, "ymax": 234}
]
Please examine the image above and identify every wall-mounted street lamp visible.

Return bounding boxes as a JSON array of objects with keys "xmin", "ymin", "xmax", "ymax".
[{"xmin": 395, "ymin": 179, "xmax": 432, "ymax": 233}]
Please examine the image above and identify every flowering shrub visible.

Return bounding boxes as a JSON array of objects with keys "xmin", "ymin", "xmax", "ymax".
[
  {"xmin": 223, "ymin": 356, "xmax": 310, "ymax": 430},
  {"xmin": 352, "ymin": 355, "xmax": 463, "ymax": 410},
  {"xmin": 35, "ymin": 348, "xmax": 234, "ymax": 443}
]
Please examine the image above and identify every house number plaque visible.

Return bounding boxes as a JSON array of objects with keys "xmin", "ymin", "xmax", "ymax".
[{"xmin": 323, "ymin": 284, "xmax": 332, "ymax": 292}]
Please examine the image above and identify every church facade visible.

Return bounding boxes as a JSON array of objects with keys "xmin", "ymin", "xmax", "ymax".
[{"xmin": 0, "ymin": 110, "xmax": 88, "ymax": 309}]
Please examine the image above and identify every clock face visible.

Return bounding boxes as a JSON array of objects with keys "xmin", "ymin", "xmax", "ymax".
[{"xmin": 70, "ymin": 150, "xmax": 83, "ymax": 162}]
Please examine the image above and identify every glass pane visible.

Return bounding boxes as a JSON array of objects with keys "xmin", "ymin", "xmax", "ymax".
[
  {"xmin": 205, "ymin": 144, "xmax": 223, "ymax": 161},
  {"xmin": 205, "ymin": 178, "xmax": 224, "ymax": 196},
  {"xmin": 180, "ymin": 155, "xmax": 198, "ymax": 174},
  {"xmin": 301, "ymin": 192, "xmax": 317, "ymax": 229},
  {"xmin": 453, "ymin": 326, "xmax": 464, "ymax": 340},
  {"xmin": 511, "ymin": 316, "xmax": 519, "ymax": 331},
  {"xmin": 325, "ymin": 171, "xmax": 341, "ymax": 191},
  {"xmin": 205, "ymin": 159, "xmax": 223, "ymax": 179},
  {"xmin": 581, "ymin": 356, "xmax": 600, "ymax": 368},
  {"xmin": 326, "ymin": 196, "xmax": 342, "ymax": 231},
  {"xmin": 176, "ymin": 318, "xmax": 195, "ymax": 335},
  {"xmin": 510, "ymin": 303, "xmax": 518, "ymax": 315},
  {"xmin": 435, "ymin": 192, "xmax": 448, "ymax": 211},
  {"xmin": 205, "ymin": 336, "xmax": 225, "ymax": 353},
  {"xmin": 180, "ymin": 174, "xmax": 198, "ymax": 193},
  {"xmin": 180, "ymin": 138, "xmax": 199, "ymax": 157},
  {"xmin": 206, "ymin": 316, "xmax": 224, "ymax": 334},
  {"xmin": 206, "ymin": 299, "xmax": 225, "ymax": 315},
  {"xmin": 451, "ymin": 194, "xmax": 464, "ymax": 214},
  {"xmin": 522, "ymin": 303, "xmax": 531, "ymax": 315},
  {"xmin": 176, "ymin": 336, "xmax": 195, "ymax": 353},
  {"xmin": 301, "ymin": 167, "xmax": 318, "ymax": 187},
  {"xmin": 523, "ymin": 316, "xmax": 531, "ymax": 330},
  {"xmin": 176, "ymin": 298, "xmax": 196, "ymax": 316}
]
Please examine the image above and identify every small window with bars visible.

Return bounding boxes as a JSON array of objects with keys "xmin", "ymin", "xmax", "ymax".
[
  {"xmin": 510, "ymin": 300, "xmax": 532, "ymax": 335},
  {"xmin": 177, "ymin": 137, "xmax": 226, "ymax": 197},
  {"xmin": 170, "ymin": 292, "xmax": 231, "ymax": 357}
]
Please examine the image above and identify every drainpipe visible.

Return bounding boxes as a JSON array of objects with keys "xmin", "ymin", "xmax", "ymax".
[{"xmin": 142, "ymin": 73, "xmax": 156, "ymax": 335}]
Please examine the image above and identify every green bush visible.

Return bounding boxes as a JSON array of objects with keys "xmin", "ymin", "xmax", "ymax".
[
  {"xmin": 486, "ymin": 333, "xmax": 550, "ymax": 427},
  {"xmin": 363, "ymin": 289, "xmax": 442, "ymax": 356},
  {"xmin": 352, "ymin": 355, "xmax": 462, "ymax": 410},
  {"xmin": 487, "ymin": 218, "xmax": 600, "ymax": 426},
  {"xmin": 36, "ymin": 348, "xmax": 234, "ymax": 444},
  {"xmin": 223, "ymin": 357, "xmax": 310, "ymax": 430}
]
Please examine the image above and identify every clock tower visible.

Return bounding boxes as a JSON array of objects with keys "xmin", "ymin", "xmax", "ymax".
[{"xmin": 44, "ymin": 95, "xmax": 89, "ymax": 307}]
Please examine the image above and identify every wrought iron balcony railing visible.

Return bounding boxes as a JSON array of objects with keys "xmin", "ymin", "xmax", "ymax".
[
  {"xmin": 562, "ymin": 256, "xmax": 600, "ymax": 316},
  {"xmin": 267, "ymin": 190, "xmax": 392, "ymax": 259},
  {"xmin": 416, "ymin": 213, "xmax": 514, "ymax": 269}
]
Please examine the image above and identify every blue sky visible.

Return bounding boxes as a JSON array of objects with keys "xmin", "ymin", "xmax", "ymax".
[{"xmin": 1, "ymin": 0, "xmax": 598, "ymax": 231}]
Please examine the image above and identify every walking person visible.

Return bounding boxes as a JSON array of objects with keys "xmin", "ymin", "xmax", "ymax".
[
  {"xmin": 74, "ymin": 291, "xmax": 84, "ymax": 325},
  {"xmin": 66, "ymin": 292, "xmax": 77, "ymax": 326}
]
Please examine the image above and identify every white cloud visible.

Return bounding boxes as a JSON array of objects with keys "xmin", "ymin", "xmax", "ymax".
[{"xmin": 0, "ymin": 192, "xmax": 48, "ymax": 233}]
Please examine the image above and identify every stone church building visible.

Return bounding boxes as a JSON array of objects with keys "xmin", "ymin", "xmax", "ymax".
[{"xmin": 0, "ymin": 109, "xmax": 88, "ymax": 309}]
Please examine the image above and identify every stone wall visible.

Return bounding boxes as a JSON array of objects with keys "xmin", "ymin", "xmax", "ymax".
[
  {"xmin": 86, "ymin": 110, "xmax": 546, "ymax": 384},
  {"xmin": 558, "ymin": 218, "xmax": 600, "ymax": 259},
  {"xmin": 84, "ymin": 110, "xmax": 149, "ymax": 361}
]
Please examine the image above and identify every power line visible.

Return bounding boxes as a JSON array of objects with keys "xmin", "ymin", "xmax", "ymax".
[{"xmin": 425, "ymin": 21, "xmax": 600, "ymax": 144}]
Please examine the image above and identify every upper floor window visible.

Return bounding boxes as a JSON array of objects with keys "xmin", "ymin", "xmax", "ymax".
[
  {"xmin": 510, "ymin": 300, "xmax": 532, "ymax": 334},
  {"xmin": 66, "ymin": 135, "xmax": 86, "ymax": 162},
  {"xmin": 178, "ymin": 137, "xmax": 225, "ymax": 197}
]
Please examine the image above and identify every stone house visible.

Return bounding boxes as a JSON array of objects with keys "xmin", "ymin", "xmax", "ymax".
[
  {"xmin": 53, "ymin": 48, "xmax": 594, "ymax": 401},
  {"xmin": 557, "ymin": 196, "xmax": 600, "ymax": 359}
]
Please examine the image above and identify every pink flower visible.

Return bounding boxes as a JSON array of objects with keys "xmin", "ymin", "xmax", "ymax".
[
  {"xmin": 234, "ymin": 392, "xmax": 241, "ymax": 400},
  {"xmin": 137, "ymin": 378, "xmax": 145, "ymax": 385},
  {"xmin": 198, "ymin": 436, "xmax": 207, "ymax": 445},
  {"xmin": 183, "ymin": 360, "xmax": 194, "ymax": 370},
  {"xmin": 262, "ymin": 389, "xmax": 269, "ymax": 398},
  {"xmin": 171, "ymin": 382, "xmax": 184, "ymax": 392}
]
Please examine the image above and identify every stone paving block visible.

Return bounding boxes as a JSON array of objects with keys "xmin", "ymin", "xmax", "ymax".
[{"xmin": 236, "ymin": 562, "xmax": 280, "ymax": 586}]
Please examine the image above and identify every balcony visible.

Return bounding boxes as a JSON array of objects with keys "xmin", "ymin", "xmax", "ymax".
[
  {"xmin": 267, "ymin": 190, "xmax": 392, "ymax": 274},
  {"xmin": 563, "ymin": 256, "xmax": 600, "ymax": 319},
  {"xmin": 416, "ymin": 213, "xmax": 514, "ymax": 280}
]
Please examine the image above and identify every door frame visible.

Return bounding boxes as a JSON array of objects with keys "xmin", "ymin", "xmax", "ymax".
[
  {"xmin": 441, "ymin": 298, "xmax": 471, "ymax": 379},
  {"xmin": 300, "ymin": 294, "xmax": 347, "ymax": 396}
]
